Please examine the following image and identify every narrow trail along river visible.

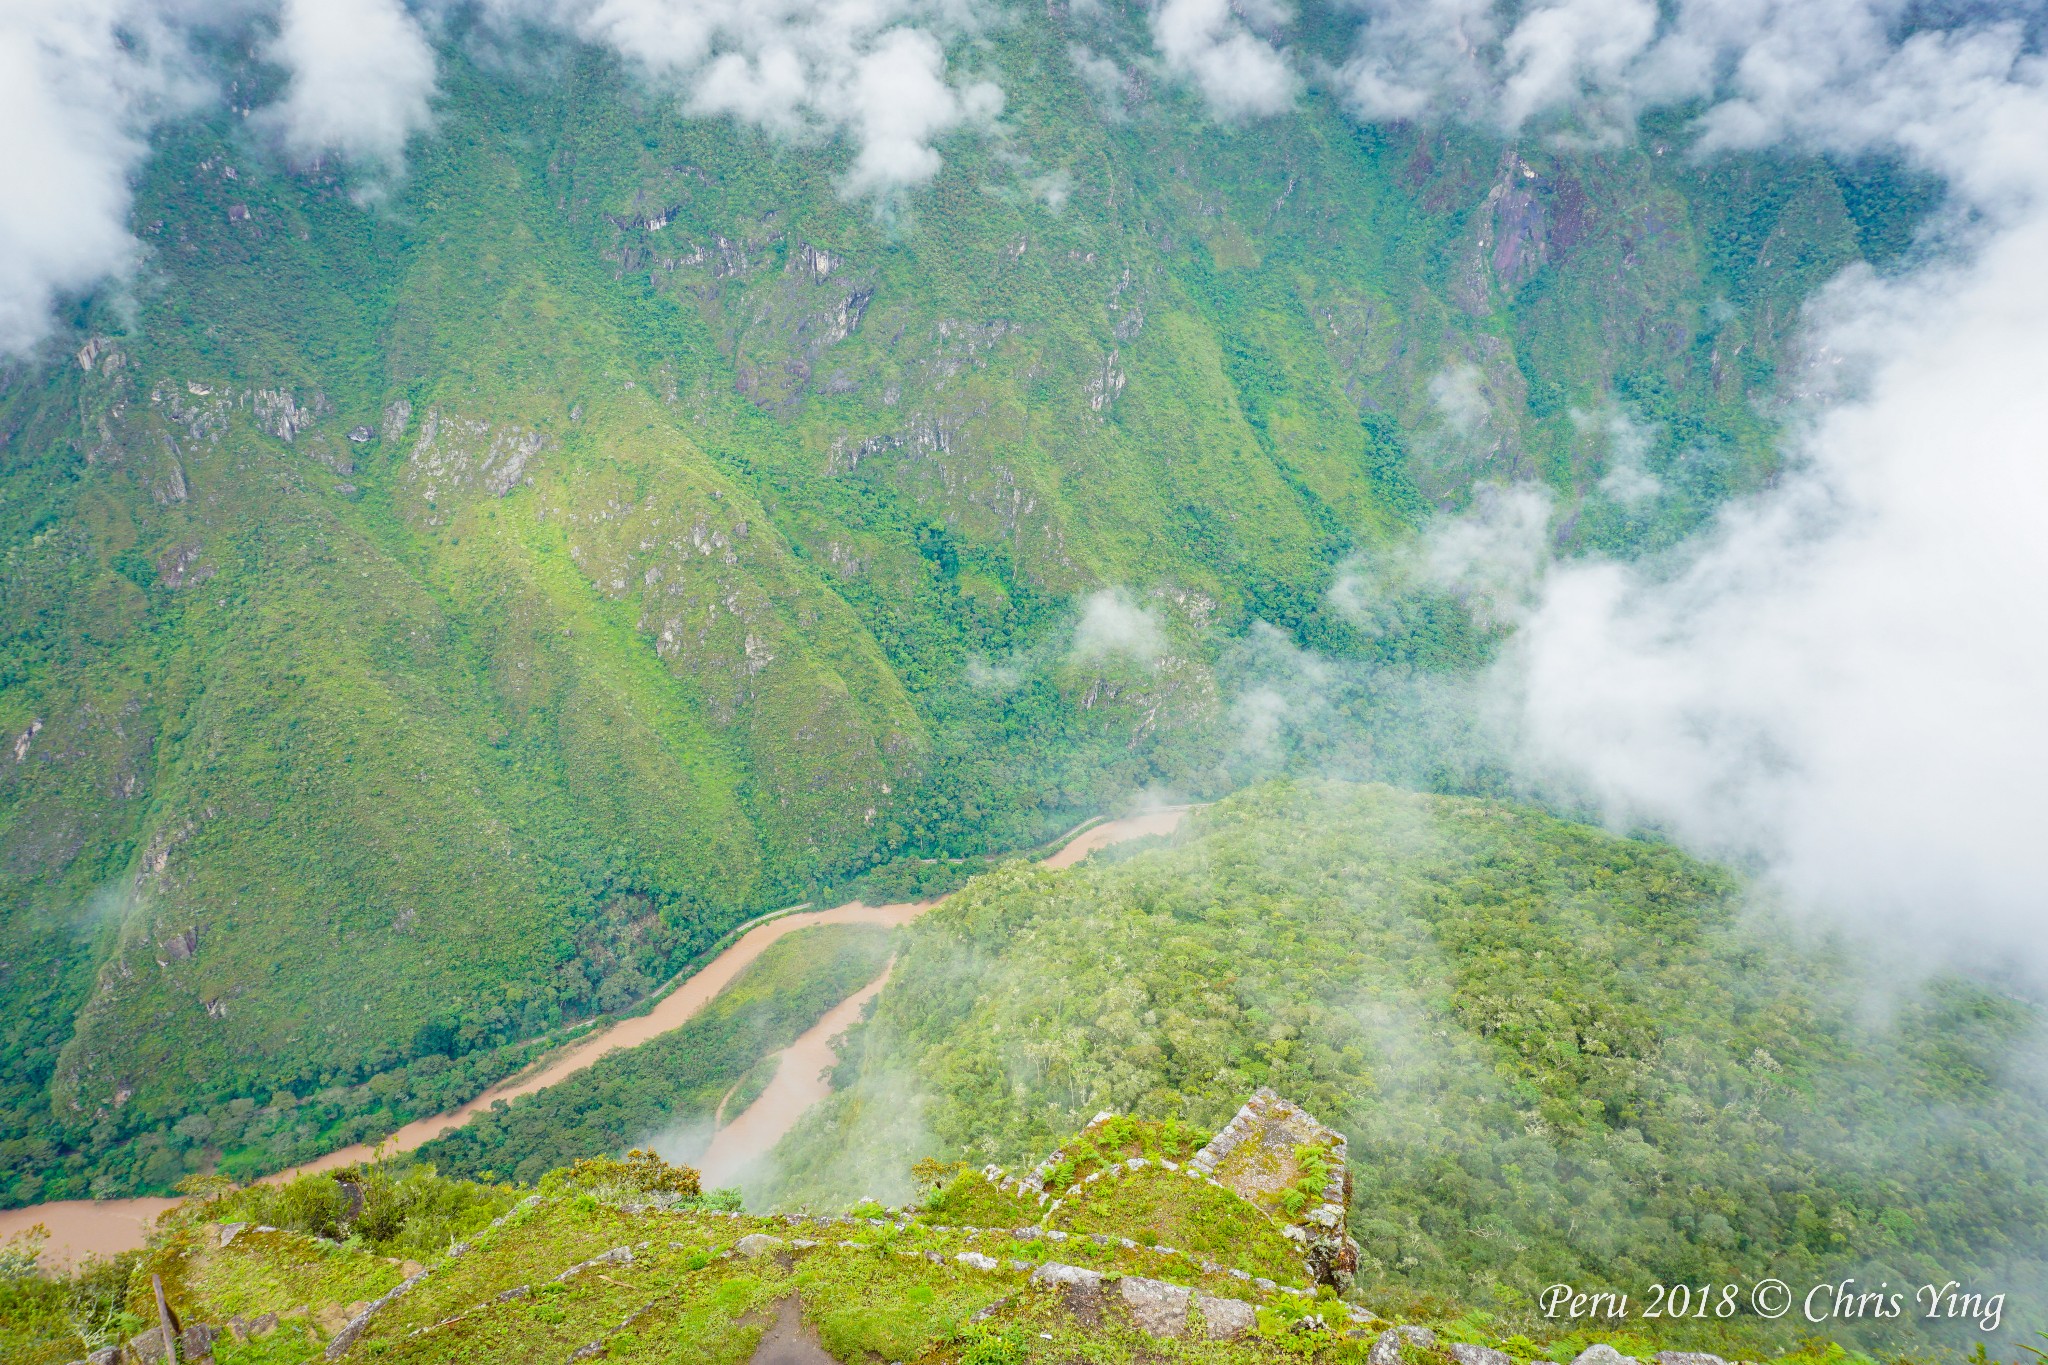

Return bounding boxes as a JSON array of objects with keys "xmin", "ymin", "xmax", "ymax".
[{"xmin": 2, "ymin": 806, "xmax": 1192, "ymax": 1266}]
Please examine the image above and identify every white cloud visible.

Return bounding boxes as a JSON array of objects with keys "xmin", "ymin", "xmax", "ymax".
[
  {"xmin": 1434, "ymin": 16, "xmax": 2048, "ymax": 964},
  {"xmin": 1497, "ymin": 0, "xmax": 1659, "ymax": 130},
  {"xmin": 1149, "ymin": 0, "xmax": 1297, "ymax": 120},
  {"xmin": 1334, "ymin": 0, "xmax": 1502, "ymax": 124},
  {"xmin": 1581, "ymin": 407, "xmax": 1662, "ymax": 505},
  {"xmin": 1333, "ymin": 0, "xmax": 2035, "ymax": 146},
  {"xmin": 1071, "ymin": 587, "xmax": 1166, "ymax": 664},
  {"xmin": 1069, "ymin": 44, "xmax": 1130, "ymax": 120},
  {"xmin": 1418, "ymin": 482, "xmax": 1554, "ymax": 629},
  {"xmin": 1026, "ymin": 167, "xmax": 1072, "ymax": 211},
  {"xmin": 1224, "ymin": 621, "xmax": 1342, "ymax": 766},
  {"xmin": 0, "ymin": 0, "xmax": 1005, "ymax": 352},
  {"xmin": 840, "ymin": 27, "xmax": 1000, "ymax": 197},
  {"xmin": 490, "ymin": 0, "xmax": 1001, "ymax": 197},
  {"xmin": 1324, "ymin": 0, "xmax": 2048, "ymax": 966},
  {"xmin": 1427, "ymin": 362, "xmax": 1491, "ymax": 437},
  {"xmin": 260, "ymin": 0, "xmax": 438, "ymax": 173},
  {"xmin": 0, "ymin": 1, "xmax": 193, "ymax": 355},
  {"xmin": 0, "ymin": 0, "xmax": 437, "ymax": 356},
  {"xmin": 1232, "ymin": 684, "xmax": 1291, "ymax": 757},
  {"xmin": 1330, "ymin": 480, "xmax": 1553, "ymax": 632},
  {"xmin": 1513, "ymin": 210, "xmax": 2048, "ymax": 955}
]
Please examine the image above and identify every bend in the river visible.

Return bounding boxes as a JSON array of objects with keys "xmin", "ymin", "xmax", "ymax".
[{"xmin": 1, "ymin": 805, "xmax": 1193, "ymax": 1266}]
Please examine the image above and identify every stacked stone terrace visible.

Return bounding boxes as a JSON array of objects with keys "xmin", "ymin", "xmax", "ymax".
[
  {"xmin": 978, "ymin": 1088, "xmax": 1359, "ymax": 1289},
  {"xmin": 1189, "ymin": 1087, "xmax": 1359, "ymax": 1288}
]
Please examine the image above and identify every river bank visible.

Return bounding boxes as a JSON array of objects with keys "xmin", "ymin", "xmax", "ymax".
[{"xmin": 1, "ymin": 806, "xmax": 1193, "ymax": 1267}]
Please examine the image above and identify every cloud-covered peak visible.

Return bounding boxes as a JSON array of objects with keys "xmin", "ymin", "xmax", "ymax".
[
  {"xmin": 0, "ymin": 0, "xmax": 189, "ymax": 355},
  {"xmin": 1380, "ymin": 2, "xmax": 2048, "ymax": 970},
  {"xmin": 1150, "ymin": 0, "xmax": 1298, "ymax": 120},
  {"xmin": 1334, "ymin": 0, "xmax": 2046, "ymax": 156},
  {"xmin": 0, "ymin": 0, "xmax": 440, "ymax": 357},
  {"xmin": 489, "ymin": 0, "xmax": 1003, "ymax": 199},
  {"xmin": 260, "ymin": 0, "xmax": 439, "ymax": 174},
  {"xmin": 0, "ymin": 0, "xmax": 1010, "ymax": 355}
]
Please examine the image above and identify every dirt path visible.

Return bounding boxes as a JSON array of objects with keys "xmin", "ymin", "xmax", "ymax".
[{"xmin": 1, "ymin": 805, "xmax": 1193, "ymax": 1266}]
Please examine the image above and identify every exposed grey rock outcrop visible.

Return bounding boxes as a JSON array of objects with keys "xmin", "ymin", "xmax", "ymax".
[
  {"xmin": 1028, "ymin": 1262, "xmax": 1103, "ymax": 1289},
  {"xmin": 1118, "ymin": 1275, "xmax": 1192, "ymax": 1338},
  {"xmin": 1452, "ymin": 1343, "xmax": 1515, "ymax": 1365},
  {"xmin": 1190, "ymin": 1087, "xmax": 1361, "ymax": 1289},
  {"xmin": 735, "ymin": 1233, "xmax": 785, "ymax": 1258},
  {"xmin": 1573, "ymin": 1346, "xmax": 1643, "ymax": 1365},
  {"xmin": 1195, "ymin": 1292, "xmax": 1259, "ymax": 1340},
  {"xmin": 405, "ymin": 409, "xmax": 544, "ymax": 514},
  {"xmin": 251, "ymin": 388, "xmax": 332, "ymax": 444},
  {"xmin": 1370, "ymin": 1326, "xmax": 1440, "ymax": 1365}
]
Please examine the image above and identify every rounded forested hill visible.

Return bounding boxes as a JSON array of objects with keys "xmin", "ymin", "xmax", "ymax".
[{"xmin": 769, "ymin": 780, "xmax": 2048, "ymax": 1353}]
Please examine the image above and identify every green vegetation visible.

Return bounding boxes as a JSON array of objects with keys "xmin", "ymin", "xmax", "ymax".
[
  {"xmin": 1031, "ymin": 1112, "xmax": 1210, "ymax": 1190},
  {"xmin": 916, "ymin": 1115, "xmax": 1312, "ymax": 1286},
  {"xmin": 414, "ymin": 923, "xmax": 894, "ymax": 1185},
  {"xmin": 770, "ymin": 781, "xmax": 2048, "ymax": 1356},
  {"xmin": 0, "ymin": 1232, "xmax": 137, "ymax": 1365},
  {"xmin": 1054, "ymin": 1167, "xmax": 1307, "ymax": 1285},
  {"xmin": 0, "ymin": 3, "xmax": 1938, "ymax": 1204},
  {"xmin": 11, "ymin": 1112, "xmax": 2028, "ymax": 1365},
  {"xmin": 205, "ymin": 1163, "xmax": 520, "ymax": 1262}
]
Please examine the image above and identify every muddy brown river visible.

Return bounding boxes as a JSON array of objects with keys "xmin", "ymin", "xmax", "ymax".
[{"xmin": 0, "ymin": 807, "xmax": 1191, "ymax": 1266}]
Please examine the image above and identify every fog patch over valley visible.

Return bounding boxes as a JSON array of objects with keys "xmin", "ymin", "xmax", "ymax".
[
  {"xmin": 1069, "ymin": 586, "xmax": 1167, "ymax": 666},
  {"xmin": 259, "ymin": 0, "xmax": 439, "ymax": 176},
  {"xmin": 1314, "ymin": 0, "xmax": 2048, "ymax": 979},
  {"xmin": 1507, "ymin": 39, "xmax": 2048, "ymax": 975},
  {"xmin": 477, "ymin": 0, "xmax": 1004, "ymax": 199}
]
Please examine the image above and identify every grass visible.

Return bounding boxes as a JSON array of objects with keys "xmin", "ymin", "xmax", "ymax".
[
  {"xmin": 1049, "ymin": 1167, "xmax": 1308, "ymax": 1286},
  {"xmin": 10, "ymin": 1122, "xmax": 1974, "ymax": 1365}
]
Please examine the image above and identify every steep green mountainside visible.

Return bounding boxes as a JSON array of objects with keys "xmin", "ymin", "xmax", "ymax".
[
  {"xmin": 0, "ymin": 5, "xmax": 1936, "ymax": 1203},
  {"xmin": 770, "ymin": 782, "xmax": 2048, "ymax": 1353}
]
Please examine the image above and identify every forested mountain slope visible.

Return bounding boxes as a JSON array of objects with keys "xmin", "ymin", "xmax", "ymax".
[
  {"xmin": 768, "ymin": 782, "xmax": 2048, "ymax": 1353},
  {"xmin": 0, "ymin": 4, "xmax": 1935, "ymax": 1203}
]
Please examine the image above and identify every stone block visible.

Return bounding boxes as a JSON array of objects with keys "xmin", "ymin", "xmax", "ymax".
[
  {"xmin": 1195, "ymin": 1293, "xmax": 1259, "ymax": 1340},
  {"xmin": 1118, "ymin": 1276, "xmax": 1192, "ymax": 1338}
]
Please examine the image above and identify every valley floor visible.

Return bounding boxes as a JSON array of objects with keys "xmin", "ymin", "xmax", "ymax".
[{"xmin": 0, "ymin": 809, "xmax": 1191, "ymax": 1265}]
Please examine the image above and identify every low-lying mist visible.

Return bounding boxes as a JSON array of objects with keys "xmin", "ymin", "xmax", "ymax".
[{"xmin": 762, "ymin": 782, "xmax": 2048, "ymax": 1350}]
